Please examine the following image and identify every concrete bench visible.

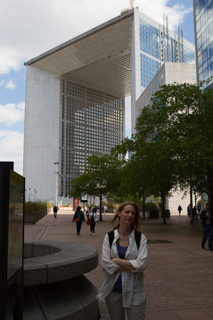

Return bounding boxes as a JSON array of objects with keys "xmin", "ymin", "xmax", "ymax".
[{"xmin": 23, "ymin": 241, "xmax": 99, "ymax": 320}]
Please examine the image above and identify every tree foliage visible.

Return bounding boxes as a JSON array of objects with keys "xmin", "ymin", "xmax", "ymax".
[
  {"xmin": 134, "ymin": 79, "xmax": 213, "ymax": 212},
  {"xmin": 69, "ymin": 154, "xmax": 122, "ymax": 220}
]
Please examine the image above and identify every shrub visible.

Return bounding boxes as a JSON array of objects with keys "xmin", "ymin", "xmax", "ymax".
[
  {"xmin": 145, "ymin": 202, "xmax": 159, "ymax": 211},
  {"xmin": 106, "ymin": 203, "xmax": 114, "ymax": 208},
  {"xmin": 25, "ymin": 201, "xmax": 50, "ymax": 213}
]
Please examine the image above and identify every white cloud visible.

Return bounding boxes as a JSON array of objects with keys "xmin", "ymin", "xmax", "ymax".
[
  {"xmin": 0, "ymin": 130, "xmax": 23, "ymax": 175},
  {"xmin": 0, "ymin": 0, "xmax": 192, "ymax": 75},
  {"xmin": 0, "ymin": 47, "xmax": 20, "ymax": 75},
  {"xmin": 5, "ymin": 79, "xmax": 16, "ymax": 89},
  {"xmin": 0, "ymin": 102, "xmax": 25, "ymax": 126}
]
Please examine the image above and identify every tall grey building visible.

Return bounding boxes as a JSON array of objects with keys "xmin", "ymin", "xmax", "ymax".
[
  {"xmin": 24, "ymin": 8, "xmax": 195, "ymax": 200},
  {"xmin": 193, "ymin": 0, "xmax": 213, "ymax": 89}
]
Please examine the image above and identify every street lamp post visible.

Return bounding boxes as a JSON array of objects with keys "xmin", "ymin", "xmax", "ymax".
[{"xmin": 54, "ymin": 162, "xmax": 59, "ymax": 206}]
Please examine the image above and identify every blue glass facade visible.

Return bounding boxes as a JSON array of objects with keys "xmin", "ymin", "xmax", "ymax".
[
  {"xmin": 139, "ymin": 19, "xmax": 195, "ymax": 89},
  {"xmin": 194, "ymin": 0, "xmax": 213, "ymax": 88},
  {"xmin": 140, "ymin": 53, "xmax": 161, "ymax": 88}
]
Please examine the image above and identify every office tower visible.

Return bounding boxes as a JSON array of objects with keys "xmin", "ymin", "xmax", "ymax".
[{"xmin": 193, "ymin": 0, "xmax": 213, "ymax": 89}]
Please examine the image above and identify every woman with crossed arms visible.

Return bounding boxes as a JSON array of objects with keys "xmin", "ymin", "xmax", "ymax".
[{"xmin": 97, "ymin": 201, "xmax": 147, "ymax": 320}]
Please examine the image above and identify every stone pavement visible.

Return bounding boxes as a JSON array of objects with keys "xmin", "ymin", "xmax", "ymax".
[{"xmin": 25, "ymin": 211, "xmax": 213, "ymax": 320}]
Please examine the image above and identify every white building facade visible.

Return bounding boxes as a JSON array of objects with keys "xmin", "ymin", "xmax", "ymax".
[{"xmin": 24, "ymin": 9, "xmax": 195, "ymax": 201}]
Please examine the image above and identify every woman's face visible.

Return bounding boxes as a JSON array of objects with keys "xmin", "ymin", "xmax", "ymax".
[{"xmin": 118, "ymin": 204, "xmax": 136, "ymax": 226}]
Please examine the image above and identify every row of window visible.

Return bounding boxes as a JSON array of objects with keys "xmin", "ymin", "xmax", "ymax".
[
  {"xmin": 140, "ymin": 74, "xmax": 164, "ymax": 106},
  {"xmin": 195, "ymin": 0, "xmax": 212, "ymax": 18},
  {"xmin": 199, "ymin": 62, "xmax": 213, "ymax": 85},
  {"xmin": 196, "ymin": 1, "xmax": 213, "ymax": 33},
  {"xmin": 140, "ymin": 53, "xmax": 161, "ymax": 88},
  {"xmin": 197, "ymin": 21, "xmax": 213, "ymax": 51},
  {"xmin": 198, "ymin": 40, "xmax": 213, "ymax": 68}
]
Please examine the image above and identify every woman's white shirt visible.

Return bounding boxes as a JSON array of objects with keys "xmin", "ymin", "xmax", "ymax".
[
  {"xmin": 89, "ymin": 212, "xmax": 98, "ymax": 222},
  {"xmin": 96, "ymin": 229, "xmax": 147, "ymax": 308}
]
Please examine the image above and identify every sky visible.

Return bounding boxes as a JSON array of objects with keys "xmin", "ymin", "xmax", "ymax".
[{"xmin": 0, "ymin": 0, "xmax": 195, "ymax": 175}]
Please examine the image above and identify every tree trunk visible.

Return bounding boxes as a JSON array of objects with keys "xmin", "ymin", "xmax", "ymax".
[
  {"xmin": 207, "ymin": 171, "xmax": 213, "ymax": 210},
  {"xmin": 142, "ymin": 195, "xmax": 146, "ymax": 221},
  {"xmin": 161, "ymin": 191, "xmax": 166, "ymax": 224},
  {"xmin": 99, "ymin": 194, "xmax": 102, "ymax": 222},
  {"xmin": 190, "ymin": 183, "xmax": 193, "ymax": 223}
]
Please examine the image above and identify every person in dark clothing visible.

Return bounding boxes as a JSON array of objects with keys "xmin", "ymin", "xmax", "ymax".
[
  {"xmin": 177, "ymin": 205, "xmax": 182, "ymax": 215},
  {"xmin": 86, "ymin": 206, "xmax": 92, "ymax": 220},
  {"xmin": 73, "ymin": 206, "xmax": 85, "ymax": 235},
  {"xmin": 53, "ymin": 205, "xmax": 58, "ymax": 218},
  {"xmin": 197, "ymin": 205, "xmax": 201, "ymax": 218},
  {"xmin": 89, "ymin": 208, "xmax": 98, "ymax": 235},
  {"xmin": 187, "ymin": 204, "xmax": 190, "ymax": 217},
  {"xmin": 94, "ymin": 206, "xmax": 98, "ymax": 213},
  {"xmin": 200, "ymin": 203, "xmax": 213, "ymax": 250}
]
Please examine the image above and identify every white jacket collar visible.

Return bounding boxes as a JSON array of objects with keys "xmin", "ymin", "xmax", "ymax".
[{"xmin": 114, "ymin": 228, "xmax": 135, "ymax": 240}]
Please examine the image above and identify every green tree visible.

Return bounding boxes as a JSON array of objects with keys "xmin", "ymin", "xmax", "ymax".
[
  {"xmin": 135, "ymin": 79, "xmax": 213, "ymax": 216},
  {"xmin": 70, "ymin": 154, "xmax": 122, "ymax": 221}
]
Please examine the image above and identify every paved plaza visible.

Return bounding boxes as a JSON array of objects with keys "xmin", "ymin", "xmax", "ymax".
[{"xmin": 25, "ymin": 210, "xmax": 213, "ymax": 320}]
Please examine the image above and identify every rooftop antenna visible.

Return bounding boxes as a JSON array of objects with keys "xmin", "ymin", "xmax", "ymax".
[
  {"xmin": 162, "ymin": 14, "xmax": 166, "ymax": 62},
  {"xmin": 130, "ymin": 0, "xmax": 134, "ymax": 9},
  {"xmin": 181, "ymin": 28, "xmax": 184, "ymax": 63},
  {"xmin": 178, "ymin": 26, "xmax": 181, "ymax": 62},
  {"xmin": 166, "ymin": 16, "xmax": 169, "ymax": 62}
]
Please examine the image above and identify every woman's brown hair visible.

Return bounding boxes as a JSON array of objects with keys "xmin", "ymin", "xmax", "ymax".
[{"xmin": 111, "ymin": 201, "xmax": 142, "ymax": 231}]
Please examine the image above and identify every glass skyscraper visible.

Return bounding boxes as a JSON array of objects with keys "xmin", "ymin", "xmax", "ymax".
[
  {"xmin": 194, "ymin": 0, "xmax": 213, "ymax": 89},
  {"xmin": 139, "ymin": 17, "xmax": 195, "ymax": 91}
]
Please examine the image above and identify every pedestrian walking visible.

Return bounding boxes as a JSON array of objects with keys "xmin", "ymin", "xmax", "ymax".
[
  {"xmin": 197, "ymin": 204, "xmax": 201, "ymax": 218},
  {"xmin": 97, "ymin": 201, "xmax": 147, "ymax": 320},
  {"xmin": 73, "ymin": 206, "xmax": 85, "ymax": 235},
  {"xmin": 193, "ymin": 206, "xmax": 198, "ymax": 220},
  {"xmin": 187, "ymin": 204, "xmax": 191, "ymax": 217},
  {"xmin": 53, "ymin": 205, "xmax": 58, "ymax": 218},
  {"xmin": 200, "ymin": 202, "xmax": 213, "ymax": 250},
  {"xmin": 89, "ymin": 208, "xmax": 98, "ymax": 235},
  {"xmin": 177, "ymin": 205, "xmax": 182, "ymax": 215},
  {"xmin": 86, "ymin": 206, "xmax": 92, "ymax": 220}
]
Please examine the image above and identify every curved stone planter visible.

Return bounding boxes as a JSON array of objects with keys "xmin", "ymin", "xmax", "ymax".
[{"xmin": 24, "ymin": 241, "xmax": 99, "ymax": 320}]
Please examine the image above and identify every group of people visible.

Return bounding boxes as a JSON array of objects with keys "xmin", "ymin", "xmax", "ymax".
[
  {"xmin": 187, "ymin": 204, "xmax": 201, "ymax": 219},
  {"xmin": 73, "ymin": 206, "xmax": 98, "ymax": 235},
  {"xmin": 179, "ymin": 202, "xmax": 213, "ymax": 251},
  {"xmin": 177, "ymin": 204, "xmax": 201, "ymax": 219}
]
